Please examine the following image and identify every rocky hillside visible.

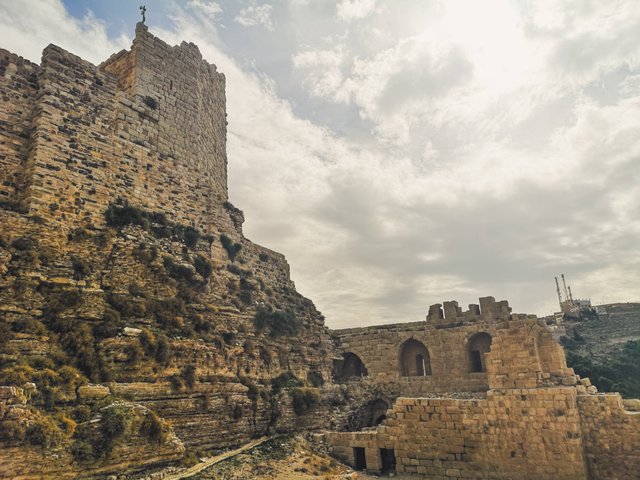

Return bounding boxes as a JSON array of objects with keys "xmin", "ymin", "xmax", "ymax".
[
  {"xmin": 561, "ymin": 303, "xmax": 640, "ymax": 398},
  {"xmin": 0, "ymin": 203, "xmax": 342, "ymax": 478}
]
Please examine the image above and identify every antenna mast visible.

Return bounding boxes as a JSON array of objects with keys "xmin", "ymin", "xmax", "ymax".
[
  {"xmin": 555, "ymin": 276, "xmax": 563, "ymax": 308},
  {"xmin": 561, "ymin": 274, "xmax": 571, "ymax": 306},
  {"xmin": 568, "ymin": 285, "xmax": 574, "ymax": 305}
]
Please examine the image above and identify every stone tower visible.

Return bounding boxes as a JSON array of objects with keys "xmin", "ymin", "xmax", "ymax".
[{"xmin": 0, "ymin": 23, "xmax": 228, "ymax": 231}]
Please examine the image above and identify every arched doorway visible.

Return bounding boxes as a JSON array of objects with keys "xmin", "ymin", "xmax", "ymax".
[
  {"xmin": 468, "ymin": 332, "xmax": 492, "ymax": 373},
  {"xmin": 344, "ymin": 398, "xmax": 390, "ymax": 431},
  {"xmin": 399, "ymin": 339, "xmax": 431, "ymax": 376},
  {"xmin": 371, "ymin": 399, "xmax": 389, "ymax": 426},
  {"xmin": 336, "ymin": 352, "xmax": 368, "ymax": 382}
]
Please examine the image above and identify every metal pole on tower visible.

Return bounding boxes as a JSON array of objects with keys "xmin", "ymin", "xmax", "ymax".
[
  {"xmin": 561, "ymin": 274, "xmax": 571, "ymax": 306},
  {"xmin": 568, "ymin": 285, "xmax": 575, "ymax": 305},
  {"xmin": 555, "ymin": 277, "xmax": 563, "ymax": 308}
]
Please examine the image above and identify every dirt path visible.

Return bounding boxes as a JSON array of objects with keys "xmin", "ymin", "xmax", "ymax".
[{"xmin": 164, "ymin": 437, "xmax": 271, "ymax": 480}]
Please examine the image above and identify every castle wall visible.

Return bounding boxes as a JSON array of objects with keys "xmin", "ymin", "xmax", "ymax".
[
  {"xmin": 334, "ymin": 298, "xmax": 572, "ymax": 396},
  {"xmin": 327, "ymin": 389, "xmax": 640, "ymax": 480},
  {"xmin": 21, "ymin": 44, "xmax": 120, "ymax": 224},
  {"xmin": 327, "ymin": 387, "xmax": 589, "ymax": 479},
  {"xmin": 578, "ymin": 393, "xmax": 640, "ymax": 480},
  {"xmin": 10, "ymin": 23, "xmax": 228, "ymax": 232},
  {"xmin": 335, "ymin": 321, "xmax": 492, "ymax": 393},
  {"xmin": 0, "ymin": 50, "xmax": 40, "ymax": 205}
]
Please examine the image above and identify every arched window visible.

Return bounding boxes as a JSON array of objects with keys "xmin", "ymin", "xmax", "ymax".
[
  {"xmin": 336, "ymin": 352, "xmax": 368, "ymax": 382},
  {"xmin": 399, "ymin": 339, "xmax": 431, "ymax": 376},
  {"xmin": 468, "ymin": 332, "xmax": 492, "ymax": 373}
]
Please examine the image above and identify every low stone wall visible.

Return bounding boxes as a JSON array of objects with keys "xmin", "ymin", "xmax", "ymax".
[
  {"xmin": 578, "ymin": 393, "xmax": 640, "ymax": 479},
  {"xmin": 325, "ymin": 387, "xmax": 640, "ymax": 479}
]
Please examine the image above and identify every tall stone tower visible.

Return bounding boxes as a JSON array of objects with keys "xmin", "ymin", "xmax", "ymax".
[{"xmin": 0, "ymin": 23, "xmax": 228, "ymax": 231}]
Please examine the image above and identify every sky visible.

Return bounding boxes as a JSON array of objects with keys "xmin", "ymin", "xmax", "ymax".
[{"xmin": 1, "ymin": 0, "xmax": 639, "ymax": 328}]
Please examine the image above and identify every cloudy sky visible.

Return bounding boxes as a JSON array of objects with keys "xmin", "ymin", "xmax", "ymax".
[{"xmin": 1, "ymin": 0, "xmax": 639, "ymax": 327}]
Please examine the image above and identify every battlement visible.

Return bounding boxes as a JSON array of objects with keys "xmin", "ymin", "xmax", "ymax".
[
  {"xmin": 426, "ymin": 296, "xmax": 518, "ymax": 326},
  {"xmin": 0, "ymin": 24, "xmax": 228, "ymax": 233}
]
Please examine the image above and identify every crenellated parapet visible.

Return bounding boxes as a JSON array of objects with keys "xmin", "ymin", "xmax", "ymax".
[{"xmin": 426, "ymin": 296, "xmax": 513, "ymax": 327}]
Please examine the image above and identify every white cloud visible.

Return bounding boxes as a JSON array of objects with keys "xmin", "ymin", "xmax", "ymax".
[
  {"xmin": 235, "ymin": 1, "xmax": 274, "ymax": 31},
  {"xmin": 337, "ymin": 0, "xmax": 377, "ymax": 22},
  {"xmin": 0, "ymin": 0, "xmax": 129, "ymax": 64},
  {"xmin": 189, "ymin": 0, "xmax": 222, "ymax": 19},
  {"xmin": 2, "ymin": 0, "xmax": 640, "ymax": 328},
  {"xmin": 292, "ymin": 46, "xmax": 350, "ymax": 101}
]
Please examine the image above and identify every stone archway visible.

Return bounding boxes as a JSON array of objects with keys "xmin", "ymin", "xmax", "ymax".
[
  {"xmin": 468, "ymin": 332, "xmax": 492, "ymax": 373},
  {"xmin": 336, "ymin": 352, "xmax": 368, "ymax": 382},
  {"xmin": 399, "ymin": 339, "xmax": 431, "ymax": 376},
  {"xmin": 371, "ymin": 398, "xmax": 389, "ymax": 426}
]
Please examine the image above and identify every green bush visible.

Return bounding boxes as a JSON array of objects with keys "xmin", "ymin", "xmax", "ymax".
[
  {"xmin": 307, "ymin": 371, "xmax": 325, "ymax": 387},
  {"xmin": 163, "ymin": 256, "xmax": 195, "ymax": 283},
  {"xmin": 181, "ymin": 449, "xmax": 200, "ymax": 467},
  {"xmin": 12, "ymin": 319, "xmax": 47, "ymax": 336},
  {"xmin": 169, "ymin": 374, "xmax": 184, "ymax": 391},
  {"xmin": 25, "ymin": 415, "xmax": 63, "ymax": 448},
  {"xmin": 106, "ymin": 292, "xmax": 147, "ymax": 318},
  {"xmin": 0, "ymin": 420, "xmax": 26, "ymax": 444},
  {"xmin": 93, "ymin": 308, "xmax": 121, "ymax": 339},
  {"xmin": 183, "ymin": 226, "xmax": 200, "ymax": 248},
  {"xmin": 565, "ymin": 339, "xmax": 640, "ymax": 398},
  {"xmin": 71, "ymin": 405, "xmax": 92, "ymax": 423},
  {"xmin": 149, "ymin": 297, "xmax": 186, "ymax": 329},
  {"xmin": 181, "ymin": 365, "xmax": 197, "ymax": 389},
  {"xmin": 70, "ymin": 256, "xmax": 91, "ymax": 279},
  {"xmin": 192, "ymin": 314, "xmax": 211, "ymax": 333},
  {"xmin": 254, "ymin": 306, "xmax": 298, "ymax": 338},
  {"xmin": 124, "ymin": 341, "xmax": 144, "ymax": 364},
  {"xmin": 105, "ymin": 201, "xmax": 205, "ymax": 248},
  {"xmin": 220, "ymin": 234, "xmax": 242, "ymax": 261},
  {"xmin": 155, "ymin": 334, "xmax": 172, "ymax": 365},
  {"xmin": 11, "ymin": 236, "xmax": 35, "ymax": 251},
  {"xmin": 48, "ymin": 317, "xmax": 108, "ymax": 382},
  {"xmin": 0, "ymin": 322, "xmax": 14, "ymax": 346},
  {"xmin": 105, "ymin": 202, "xmax": 149, "ymax": 229},
  {"xmin": 290, "ymin": 388, "xmax": 320, "ymax": 415},
  {"xmin": 232, "ymin": 404, "xmax": 243, "ymax": 420},
  {"xmin": 238, "ymin": 375, "xmax": 259, "ymax": 401},
  {"xmin": 100, "ymin": 405, "xmax": 131, "ymax": 451},
  {"xmin": 194, "ymin": 254, "xmax": 213, "ymax": 278},
  {"xmin": 71, "ymin": 439, "xmax": 94, "ymax": 462},
  {"xmin": 133, "ymin": 242, "xmax": 159, "ymax": 264},
  {"xmin": 271, "ymin": 371, "xmax": 304, "ymax": 394},
  {"xmin": 140, "ymin": 410, "xmax": 166, "ymax": 444},
  {"xmin": 42, "ymin": 289, "xmax": 82, "ymax": 319}
]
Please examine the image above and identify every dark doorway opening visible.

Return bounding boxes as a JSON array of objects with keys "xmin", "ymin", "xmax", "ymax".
[
  {"xmin": 354, "ymin": 447, "xmax": 367, "ymax": 471},
  {"xmin": 470, "ymin": 350, "xmax": 483, "ymax": 373},
  {"xmin": 374, "ymin": 414, "xmax": 386, "ymax": 425},
  {"xmin": 380, "ymin": 448, "xmax": 396, "ymax": 474},
  {"xmin": 468, "ymin": 332, "xmax": 492, "ymax": 373}
]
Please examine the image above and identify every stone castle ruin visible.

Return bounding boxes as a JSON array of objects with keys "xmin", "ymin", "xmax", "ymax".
[{"xmin": 0, "ymin": 24, "xmax": 638, "ymax": 480}]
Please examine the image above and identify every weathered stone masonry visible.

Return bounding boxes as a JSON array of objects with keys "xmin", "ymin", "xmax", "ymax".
[
  {"xmin": 0, "ymin": 24, "xmax": 334, "ymax": 479},
  {"xmin": 1, "ymin": 23, "xmax": 228, "ymax": 233},
  {"xmin": 1, "ymin": 22, "xmax": 639, "ymax": 480},
  {"xmin": 326, "ymin": 298, "xmax": 640, "ymax": 479}
]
